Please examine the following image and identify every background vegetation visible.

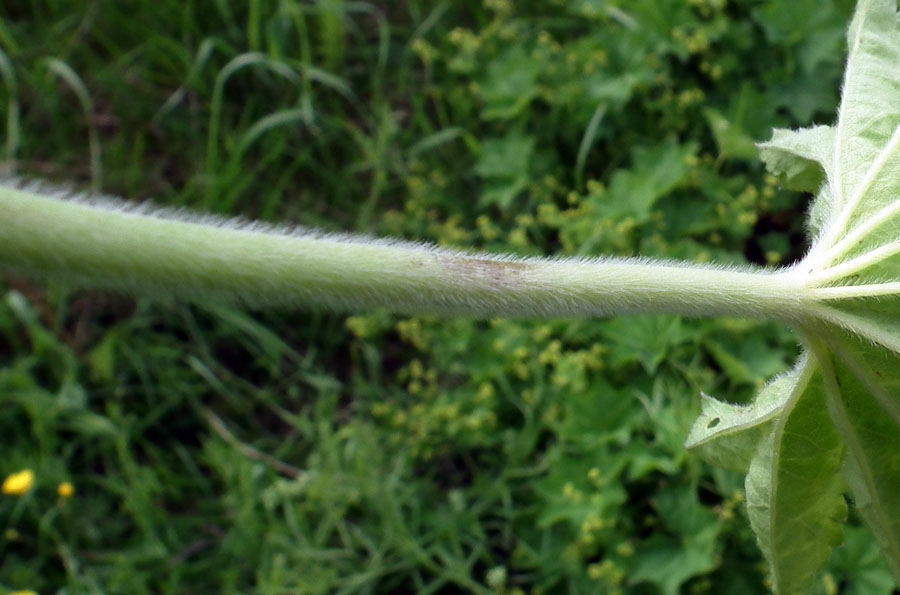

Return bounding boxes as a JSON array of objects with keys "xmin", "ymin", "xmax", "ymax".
[{"xmin": 0, "ymin": 1, "xmax": 894, "ymax": 593}]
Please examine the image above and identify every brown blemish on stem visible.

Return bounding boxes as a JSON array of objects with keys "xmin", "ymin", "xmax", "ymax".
[{"xmin": 437, "ymin": 255, "xmax": 533, "ymax": 288}]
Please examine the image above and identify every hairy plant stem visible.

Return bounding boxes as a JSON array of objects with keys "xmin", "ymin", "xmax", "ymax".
[{"xmin": 1, "ymin": 184, "xmax": 812, "ymax": 321}]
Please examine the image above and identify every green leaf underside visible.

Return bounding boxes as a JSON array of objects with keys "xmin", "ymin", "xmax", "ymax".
[
  {"xmin": 810, "ymin": 0, "xmax": 900, "ymax": 268},
  {"xmin": 793, "ymin": 7, "xmax": 900, "ymax": 581},
  {"xmin": 822, "ymin": 297, "xmax": 900, "ymax": 354},
  {"xmin": 815, "ymin": 334, "xmax": 900, "ymax": 580},
  {"xmin": 759, "ymin": 0, "xmax": 900, "ymax": 257},
  {"xmin": 757, "ymin": 126, "xmax": 834, "ymax": 193},
  {"xmin": 685, "ymin": 368, "xmax": 798, "ymax": 473},
  {"xmin": 688, "ymin": 356, "xmax": 846, "ymax": 594},
  {"xmin": 751, "ymin": 3, "xmax": 900, "ymax": 588},
  {"xmin": 744, "ymin": 355, "xmax": 845, "ymax": 595}
]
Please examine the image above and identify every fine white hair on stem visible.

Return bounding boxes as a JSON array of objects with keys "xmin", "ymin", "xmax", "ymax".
[{"xmin": 1, "ymin": 178, "xmax": 813, "ymax": 322}]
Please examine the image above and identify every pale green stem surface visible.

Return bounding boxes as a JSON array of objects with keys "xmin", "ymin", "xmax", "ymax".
[{"xmin": 1, "ymin": 184, "xmax": 812, "ymax": 321}]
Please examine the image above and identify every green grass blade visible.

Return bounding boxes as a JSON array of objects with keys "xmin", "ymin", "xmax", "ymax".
[
  {"xmin": 0, "ymin": 47, "xmax": 19, "ymax": 173},
  {"xmin": 43, "ymin": 58, "xmax": 101, "ymax": 190}
]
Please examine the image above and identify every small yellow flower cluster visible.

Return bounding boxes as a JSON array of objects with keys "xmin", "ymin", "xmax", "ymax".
[
  {"xmin": 345, "ymin": 315, "xmax": 379, "ymax": 339},
  {"xmin": 447, "ymin": 27, "xmax": 479, "ymax": 53},
  {"xmin": 588, "ymin": 558, "xmax": 625, "ymax": 589},
  {"xmin": 699, "ymin": 60, "xmax": 724, "ymax": 81},
  {"xmin": 483, "ymin": 0, "xmax": 512, "ymax": 17},
  {"xmin": 671, "ymin": 27, "xmax": 711, "ymax": 54},
  {"xmin": 688, "ymin": 0, "xmax": 726, "ymax": 17},
  {"xmin": 716, "ymin": 489, "xmax": 743, "ymax": 522},
  {"xmin": 1, "ymin": 469, "xmax": 74, "ymax": 500},
  {"xmin": 822, "ymin": 572, "xmax": 838, "ymax": 595},
  {"xmin": 396, "ymin": 358, "xmax": 440, "ymax": 397},
  {"xmin": 58, "ymin": 482, "xmax": 75, "ymax": 499},
  {"xmin": 410, "ymin": 38, "xmax": 437, "ymax": 66},
  {"xmin": 2, "ymin": 469, "xmax": 34, "ymax": 496},
  {"xmin": 395, "ymin": 318, "xmax": 429, "ymax": 351},
  {"xmin": 429, "ymin": 215, "xmax": 469, "ymax": 247}
]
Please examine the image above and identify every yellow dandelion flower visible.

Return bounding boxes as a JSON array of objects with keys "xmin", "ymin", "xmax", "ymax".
[
  {"xmin": 2, "ymin": 469, "xmax": 35, "ymax": 496},
  {"xmin": 57, "ymin": 481, "xmax": 75, "ymax": 499},
  {"xmin": 11, "ymin": 590, "xmax": 39, "ymax": 595}
]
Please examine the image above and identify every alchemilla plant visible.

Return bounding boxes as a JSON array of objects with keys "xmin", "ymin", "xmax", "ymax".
[{"xmin": 3, "ymin": 0, "xmax": 900, "ymax": 593}]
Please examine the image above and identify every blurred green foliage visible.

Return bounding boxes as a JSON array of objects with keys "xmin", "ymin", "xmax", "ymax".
[{"xmin": 0, "ymin": 0, "xmax": 893, "ymax": 593}]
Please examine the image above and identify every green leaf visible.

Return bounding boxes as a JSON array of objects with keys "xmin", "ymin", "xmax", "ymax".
[
  {"xmin": 743, "ymin": 354, "xmax": 846, "ymax": 595},
  {"xmin": 600, "ymin": 139, "xmax": 697, "ymax": 221},
  {"xmin": 653, "ymin": 482, "xmax": 720, "ymax": 538},
  {"xmin": 584, "ymin": 71, "xmax": 646, "ymax": 107},
  {"xmin": 753, "ymin": 0, "xmax": 849, "ymax": 48},
  {"xmin": 685, "ymin": 365, "xmax": 799, "ymax": 473},
  {"xmin": 475, "ymin": 131, "xmax": 535, "ymax": 208},
  {"xmin": 703, "ymin": 331, "xmax": 789, "ymax": 386},
  {"xmin": 748, "ymin": 2, "xmax": 900, "ymax": 589},
  {"xmin": 829, "ymin": 0, "xmax": 900, "ymax": 218},
  {"xmin": 703, "ymin": 108, "xmax": 759, "ymax": 162},
  {"xmin": 829, "ymin": 525, "xmax": 897, "ymax": 595},
  {"xmin": 477, "ymin": 46, "xmax": 540, "ymax": 121},
  {"xmin": 814, "ymin": 334, "xmax": 900, "ymax": 580},
  {"xmin": 757, "ymin": 126, "xmax": 834, "ymax": 192},
  {"xmin": 599, "ymin": 315, "xmax": 692, "ymax": 373},
  {"xmin": 688, "ymin": 353, "xmax": 848, "ymax": 594},
  {"xmin": 534, "ymin": 449, "xmax": 627, "ymax": 529},
  {"xmin": 629, "ymin": 529, "xmax": 719, "ymax": 595},
  {"xmin": 800, "ymin": 0, "xmax": 900, "ymax": 266}
]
